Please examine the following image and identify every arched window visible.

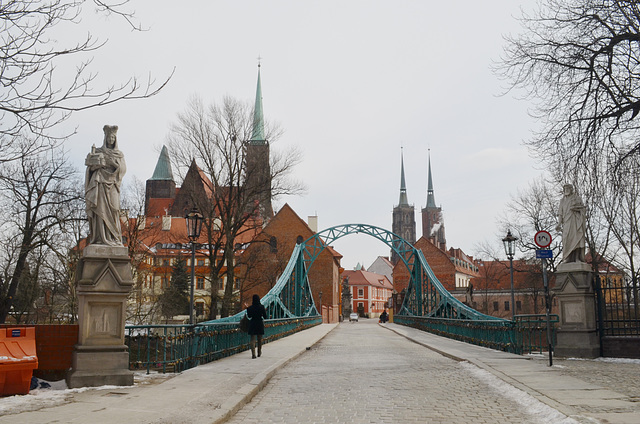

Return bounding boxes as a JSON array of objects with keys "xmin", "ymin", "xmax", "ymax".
[{"xmin": 269, "ymin": 236, "xmax": 278, "ymax": 253}]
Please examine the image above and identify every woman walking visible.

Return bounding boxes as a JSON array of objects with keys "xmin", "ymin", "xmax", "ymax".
[{"xmin": 246, "ymin": 294, "xmax": 267, "ymax": 359}]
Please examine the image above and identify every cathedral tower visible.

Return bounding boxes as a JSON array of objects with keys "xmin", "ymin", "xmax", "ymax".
[
  {"xmin": 145, "ymin": 145, "xmax": 176, "ymax": 216},
  {"xmin": 391, "ymin": 148, "xmax": 416, "ymax": 264},
  {"xmin": 421, "ymin": 152, "xmax": 446, "ymax": 250},
  {"xmin": 244, "ymin": 63, "xmax": 273, "ymax": 221}
]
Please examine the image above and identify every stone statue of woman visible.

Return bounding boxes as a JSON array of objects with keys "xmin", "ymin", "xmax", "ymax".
[
  {"xmin": 85, "ymin": 125, "xmax": 126, "ymax": 246},
  {"xmin": 556, "ymin": 184, "xmax": 586, "ymax": 263}
]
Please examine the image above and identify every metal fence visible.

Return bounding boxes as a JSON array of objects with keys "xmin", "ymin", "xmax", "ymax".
[
  {"xmin": 393, "ymin": 314, "xmax": 557, "ymax": 355},
  {"xmin": 126, "ymin": 316, "xmax": 321, "ymax": 373},
  {"xmin": 595, "ymin": 275, "xmax": 640, "ymax": 337}
]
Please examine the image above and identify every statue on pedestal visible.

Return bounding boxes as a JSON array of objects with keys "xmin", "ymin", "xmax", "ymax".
[
  {"xmin": 85, "ymin": 125, "xmax": 126, "ymax": 246},
  {"xmin": 68, "ymin": 125, "xmax": 133, "ymax": 388},
  {"xmin": 556, "ymin": 184, "xmax": 586, "ymax": 263}
]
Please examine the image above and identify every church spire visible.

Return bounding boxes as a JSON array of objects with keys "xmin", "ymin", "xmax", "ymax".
[
  {"xmin": 426, "ymin": 150, "xmax": 437, "ymax": 208},
  {"xmin": 150, "ymin": 145, "xmax": 174, "ymax": 181},
  {"xmin": 398, "ymin": 148, "xmax": 409, "ymax": 206},
  {"xmin": 250, "ymin": 62, "xmax": 266, "ymax": 144}
]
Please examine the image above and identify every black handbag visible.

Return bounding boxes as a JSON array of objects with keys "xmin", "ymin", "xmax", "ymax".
[{"xmin": 239, "ymin": 314, "xmax": 249, "ymax": 333}]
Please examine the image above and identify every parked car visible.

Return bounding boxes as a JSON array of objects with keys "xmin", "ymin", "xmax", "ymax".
[{"xmin": 349, "ymin": 312, "xmax": 359, "ymax": 322}]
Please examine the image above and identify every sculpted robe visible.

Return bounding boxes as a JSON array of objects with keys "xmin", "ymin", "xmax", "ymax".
[
  {"xmin": 557, "ymin": 186, "xmax": 586, "ymax": 263},
  {"xmin": 85, "ymin": 127, "xmax": 126, "ymax": 246}
]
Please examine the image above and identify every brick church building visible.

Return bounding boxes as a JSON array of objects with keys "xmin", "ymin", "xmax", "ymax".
[
  {"xmin": 126, "ymin": 66, "xmax": 342, "ymax": 323},
  {"xmin": 391, "ymin": 151, "xmax": 479, "ymax": 306}
]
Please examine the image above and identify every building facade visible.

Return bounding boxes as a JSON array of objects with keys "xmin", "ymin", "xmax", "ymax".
[{"xmin": 343, "ymin": 268, "xmax": 393, "ymax": 318}]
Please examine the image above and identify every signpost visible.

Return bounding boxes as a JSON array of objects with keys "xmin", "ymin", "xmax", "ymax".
[{"xmin": 534, "ymin": 231, "xmax": 553, "ymax": 366}]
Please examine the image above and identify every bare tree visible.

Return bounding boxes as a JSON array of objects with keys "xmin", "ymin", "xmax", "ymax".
[
  {"xmin": 498, "ymin": 177, "xmax": 562, "ymax": 271},
  {"xmin": 167, "ymin": 95, "xmax": 303, "ymax": 318},
  {"xmin": 0, "ymin": 144, "xmax": 82, "ymax": 323},
  {"xmin": 498, "ymin": 0, "xmax": 640, "ymax": 171},
  {"xmin": 0, "ymin": 0, "xmax": 172, "ymax": 162}
]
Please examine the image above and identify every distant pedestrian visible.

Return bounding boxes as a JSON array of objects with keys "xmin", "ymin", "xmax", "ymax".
[
  {"xmin": 247, "ymin": 294, "xmax": 267, "ymax": 359},
  {"xmin": 379, "ymin": 310, "xmax": 388, "ymax": 323}
]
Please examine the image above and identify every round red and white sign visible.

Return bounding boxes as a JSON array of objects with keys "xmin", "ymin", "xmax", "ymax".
[{"xmin": 534, "ymin": 230, "xmax": 552, "ymax": 248}]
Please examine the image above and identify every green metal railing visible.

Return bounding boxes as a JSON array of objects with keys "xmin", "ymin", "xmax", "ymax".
[
  {"xmin": 126, "ymin": 316, "xmax": 321, "ymax": 373},
  {"xmin": 514, "ymin": 314, "xmax": 559, "ymax": 354},
  {"xmin": 393, "ymin": 314, "xmax": 558, "ymax": 354}
]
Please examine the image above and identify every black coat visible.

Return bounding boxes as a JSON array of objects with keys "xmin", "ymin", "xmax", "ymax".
[{"xmin": 246, "ymin": 303, "xmax": 267, "ymax": 335}]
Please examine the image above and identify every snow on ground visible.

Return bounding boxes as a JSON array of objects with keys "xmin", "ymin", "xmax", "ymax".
[
  {"xmin": 460, "ymin": 361, "xmax": 581, "ymax": 424},
  {"xmin": 0, "ymin": 371, "xmax": 174, "ymax": 416}
]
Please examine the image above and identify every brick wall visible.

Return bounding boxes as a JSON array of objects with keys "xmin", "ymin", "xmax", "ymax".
[
  {"xmin": 239, "ymin": 204, "xmax": 341, "ymax": 322},
  {"xmin": 1, "ymin": 324, "xmax": 78, "ymax": 381},
  {"xmin": 393, "ymin": 237, "xmax": 456, "ymax": 292}
]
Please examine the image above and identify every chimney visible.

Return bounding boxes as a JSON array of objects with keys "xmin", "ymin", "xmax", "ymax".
[
  {"xmin": 162, "ymin": 215, "xmax": 171, "ymax": 231},
  {"xmin": 308, "ymin": 215, "xmax": 318, "ymax": 233}
]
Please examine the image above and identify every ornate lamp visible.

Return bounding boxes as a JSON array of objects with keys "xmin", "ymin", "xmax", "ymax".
[
  {"xmin": 502, "ymin": 229, "xmax": 518, "ymax": 319},
  {"xmin": 185, "ymin": 207, "xmax": 203, "ymax": 325}
]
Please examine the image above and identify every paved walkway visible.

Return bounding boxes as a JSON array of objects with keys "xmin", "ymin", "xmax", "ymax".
[{"xmin": 0, "ymin": 321, "xmax": 639, "ymax": 423}]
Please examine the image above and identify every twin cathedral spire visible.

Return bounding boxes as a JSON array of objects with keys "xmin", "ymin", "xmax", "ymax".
[{"xmin": 391, "ymin": 149, "xmax": 446, "ymax": 264}]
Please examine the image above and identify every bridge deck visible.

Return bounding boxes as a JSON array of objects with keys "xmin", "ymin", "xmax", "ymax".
[{"xmin": 1, "ymin": 322, "xmax": 639, "ymax": 423}]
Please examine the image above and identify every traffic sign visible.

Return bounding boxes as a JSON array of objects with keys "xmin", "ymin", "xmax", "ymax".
[
  {"xmin": 536, "ymin": 249, "xmax": 553, "ymax": 259},
  {"xmin": 534, "ymin": 230, "xmax": 552, "ymax": 248}
]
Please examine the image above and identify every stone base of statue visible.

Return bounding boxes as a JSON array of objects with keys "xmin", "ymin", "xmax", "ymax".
[
  {"xmin": 66, "ymin": 245, "xmax": 134, "ymax": 388},
  {"xmin": 553, "ymin": 262, "xmax": 600, "ymax": 358}
]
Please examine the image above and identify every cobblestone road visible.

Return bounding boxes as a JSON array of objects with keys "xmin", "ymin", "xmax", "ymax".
[{"xmin": 227, "ymin": 319, "xmax": 565, "ymax": 423}]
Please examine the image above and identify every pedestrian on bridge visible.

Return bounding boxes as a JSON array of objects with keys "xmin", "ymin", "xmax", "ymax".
[{"xmin": 247, "ymin": 294, "xmax": 267, "ymax": 359}]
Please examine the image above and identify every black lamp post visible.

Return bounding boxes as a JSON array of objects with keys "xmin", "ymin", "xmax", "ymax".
[
  {"xmin": 502, "ymin": 229, "xmax": 518, "ymax": 319},
  {"xmin": 185, "ymin": 207, "xmax": 203, "ymax": 325}
]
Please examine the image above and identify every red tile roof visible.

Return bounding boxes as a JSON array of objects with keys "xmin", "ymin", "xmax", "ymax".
[{"xmin": 343, "ymin": 269, "xmax": 393, "ymax": 289}]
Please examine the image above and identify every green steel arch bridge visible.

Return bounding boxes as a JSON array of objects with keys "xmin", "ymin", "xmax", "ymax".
[{"xmin": 127, "ymin": 224, "xmax": 551, "ymax": 372}]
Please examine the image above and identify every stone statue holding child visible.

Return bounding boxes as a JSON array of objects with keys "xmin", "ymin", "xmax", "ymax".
[{"xmin": 85, "ymin": 125, "xmax": 126, "ymax": 246}]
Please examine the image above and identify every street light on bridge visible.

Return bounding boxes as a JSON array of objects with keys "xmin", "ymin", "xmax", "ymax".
[
  {"xmin": 502, "ymin": 229, "xmax": 518, "ymax": 319},
  {"xmin": 185, "ymin": 207, "xmax": 203, "ymax": 325}
]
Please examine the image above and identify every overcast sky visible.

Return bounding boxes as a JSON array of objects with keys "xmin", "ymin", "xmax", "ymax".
[{"xmin": 62, "ymin": 0, "xmax": 544, "ymax": 270}]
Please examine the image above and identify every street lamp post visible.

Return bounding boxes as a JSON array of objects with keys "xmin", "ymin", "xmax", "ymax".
[
  {"xmin": 185, "ymin": 207, "xmax": 203, "ymax": 325},
  {"xmin": 502, "ymin": 229, "xmax": 518, "ymax": 319}
]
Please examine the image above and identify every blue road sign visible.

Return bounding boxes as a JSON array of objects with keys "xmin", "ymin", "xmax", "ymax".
[{"xmin": 536, "ymin": 249, "xmax": 553, "ymax": 259}]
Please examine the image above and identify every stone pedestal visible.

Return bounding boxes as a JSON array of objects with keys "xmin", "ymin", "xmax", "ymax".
[
  {"xmin": 67, "ymin": 245, "xmax": 134, "ymax": 388},
  {"xmin": 553, "ymin": 262, "xmax": 600, "ymax": 358}
]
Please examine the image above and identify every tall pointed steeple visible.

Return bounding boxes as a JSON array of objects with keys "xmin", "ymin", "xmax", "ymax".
[
  {"xmin": 245, "ymin": 61, "xmax": 273, "ymax": 220},
  {"xmin": 421, "ymin": 150, "xmax": 446, "ymax": 250},
  {"xmin": 150, "ymin": 145, "xmax": 174, "ymax": 181},
  {"xmin": 398, "ymin": 148, "xmax": 409, "ymax": 206},
  {"xmin": 250, "ymin": 63, "xmax": 266, "ymax": 145},
  {"xmin": 145, "ymin": 145, "xmax": 177, "ymax": 215},
  {"xmin": 426, "ymin": 150, "xmax": 436, "ymax": 208},
  {"xmin": 391, "ymin": 147, "xmax": 416, "ymax": 264}
]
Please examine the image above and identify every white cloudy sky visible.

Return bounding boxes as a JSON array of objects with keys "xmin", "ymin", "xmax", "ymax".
[{"xmin": 60, "ymin": 0, "xmax": 544, "ymax": 270}]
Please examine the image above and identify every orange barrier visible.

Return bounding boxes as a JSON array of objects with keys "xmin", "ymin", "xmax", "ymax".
[{"xmin": 0, "ymin": 327, "xmax": 38, "ymax": 396}]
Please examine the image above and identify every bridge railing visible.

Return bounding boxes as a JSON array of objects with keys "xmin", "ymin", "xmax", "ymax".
[
  {"xmin": 393, "ymin": 314, "xmax": 558, "ymax": 354},
  {"xmin": 125, "ymin": 316, "xmax": 321, "ymax": 373},
  {"xmin": 514, "ymin": 314, "xmax": 559, "ymax": 354}
]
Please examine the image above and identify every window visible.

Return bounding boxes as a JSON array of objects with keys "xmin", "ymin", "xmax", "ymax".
[
  {"xmin": 197, "ymin": 259, "xmax": 205, "ymax": 266},
  {"xmin": 493, "ymin": 301, "xmax": 499, "ymax": 311},
  {"xmin": 358, "ymin": 288, "xmax": 364, "ymax": 297},
  {"xmin": 196, "ymin": 277, "xmax": 204, "ymax": 290},
  {"xmin": 195, "ymin": 303, "xmax": 204, "ymax": 317},
  {"xmin": 269, "ymin": 236, "xmax": 278, "ymax": 253},
  {"xmin": 161, "ymin": 277, "xmax": 169, "ymax": 289},
  {"xmin": 162, "ymin": 259, "xmax": 170, "ymax": 266},
  {"xmin": 504, "ymin": 301, "xmax": 510, "ymax": 311},
  {"xmin": 516, "ymin": 301, "xmax": 522, "ymax": 312}
]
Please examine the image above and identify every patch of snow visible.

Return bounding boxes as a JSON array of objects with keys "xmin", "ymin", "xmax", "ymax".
[
  {"xmin": 460, "ymin": 362, "xmax": 581, "ymax": 424},
  {"xmin": 0, "ymin": 371, "xmax": 175, "ymax": 416}
]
